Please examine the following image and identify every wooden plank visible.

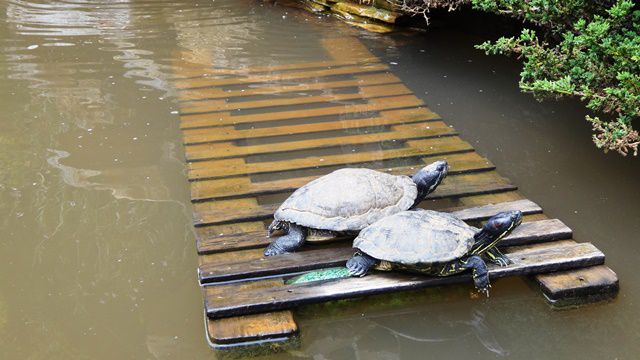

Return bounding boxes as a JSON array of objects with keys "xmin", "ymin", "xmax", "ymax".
[
  {"xmin": 187, "ymin": 137, "xmax": 473, "ymax": 181},
  {"xmin": 191, "ymin": 152, "xmax": 493, "ymax": 201},
  {"xmin": 205, "ymin": 279, "xmax": 298, "ymax": 345},
  {"xmin": 178, "ymin": 73, "xmax": 401, "ymax": 101},
  {"xmin": 204, "ymin": 242, "xmax": 605, "ymax": 318},
  {"xmin": 173, "ymin": 58, "xmax": 380, "ymax": 79},
  {"xmin": 179, "ymin": 83, "xmax": 413, "ymax": 115},
  {"xmin": 180, "ymin": 95, "xmax": 424, "ymax": 129},
  {"xmin": 182, "ymin": 108, "xmax": 439, "ymax": 144},
  {"xmin": 198, "ymin": 218, "xmax": 570, "ymax": 283},
  {"xmin": 321, "ymin": 37, "xmax": 378, "ymax": 63},
  {"xmin": 192, "ymin": 173, "xmax": 524, "ymax": 227},
  {"xmin": 174, "ymin": 63, "xmax": 389, "ymax": 90},
  {"xmin": 198, "ymin": 215, "xmax": 569, "ymax": 255},
  {"xmin": 536, "ymin": 265, "xmax": 619, "ymax": 306},
  {"xmin": 185, "ymin": 122, "xmax": 456, "ymax": 161}
]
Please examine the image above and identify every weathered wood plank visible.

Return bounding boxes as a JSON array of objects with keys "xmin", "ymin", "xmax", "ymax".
[
  {"xmin": 180, "ymin": 95, "xmax": 424, "ymax": 129},
  {"xmin": 198, "ymin": 214, "xmax": 568, "ymax": 255},
  {"xmin": 536, "ymin": 265, "xmax": 619, "ymax": 306},
  {"xmin": 192, "ymin": 173, "xmax": 524, "ymax": 226},
  {"xmin": 173, "ymin": 58, "xmax": 379, "ymax": 79},
  {"xmin": 191, "ymin": 152, "xmax": 493, "ymax": 201},
  {"xmin": 187, "ymin": 137, "xmax": 473, "ymax": 181},
  {"xmin": 204, "ymin": 242, "xmax": 605, "ymax": 318},
  {"xmin": 182, "ymin": 108, "xmax": 439, "ymax": 144},
  {"xmin": 198, "ymin": 218, "xmax": 570, "ymax": 282},
  {"xmin": 178, "ymin": 73, "xmax": 401, "ymax": 101},
  {"xmin": 185, "ymin": 122, "xmax": 456, "ymax": 161},
  {"xmin": 174, "ymin": 63, "xmax": 389, "ymax": 90},
  {"xmin": 179, "ymin": 83, "xmax": 412, "ymax": 115},
  {"xmin": 205, "ymin": 279, "xmax": 298, "ymax": 345}
]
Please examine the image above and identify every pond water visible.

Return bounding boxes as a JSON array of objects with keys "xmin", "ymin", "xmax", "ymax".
[{"xmin": 1, "ymin": 1, "xmax": 639, "ymax": 359}]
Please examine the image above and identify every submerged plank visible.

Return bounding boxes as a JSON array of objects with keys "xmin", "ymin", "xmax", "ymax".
[
  {"xmin": 198, "ymin": 218, "xmax": 570, "ymax": 282},
  {"xmin": 180, "ymin": 95, "xmax": 424, "ymax": 129},
  {"xmin": 187, "ymin": 137, "xmax": 473, "ymax": 181},
  {"xmin": 192, "ymin": 173, "xmax": 523, "ymax": 226},
  {"xmin": 185, "ymin": 122, "xmax": 456, "ymax": 161},
  {"xmin": 179, "ymin": 73, "xmax": 401, "ymax": 101},
  {"xmin": 205, "ymin": 242, "xmax": 605, "ymax": 318},
  {"xmin": 179, "ymin": 83, "xmax": 412, "ymax": 115},
  {"xmin": 182, "ymin": 108, "xmax": 439, "ymax": 144},
  {"xmin": 174, "ymin": 63, "xmax": 389, "ymax": 90},
  {"xmin": 191, "ymin": 151, "xmax": 493, "ymax": 201}
]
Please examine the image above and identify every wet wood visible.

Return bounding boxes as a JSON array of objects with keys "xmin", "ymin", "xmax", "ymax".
[
  {"xmin": 204, "ymin": 242, "xmax": 605, "ymax": 318},
  {"xmin": 187, "ymin": 136, "xmax": 473, "ymax": 181},
  {"xmin": 185, "ymin": 122, "xmax": 456, "ymax": 161},
  {"xmin": 180, "ymin": 95, "xmax": 424, "ymax": 129},
  {"xmin": 179, "ymin": 83, "xmax": 412, "ymax": 115},
  {"xmin": 198, "ymin": 218, "xmax": 571, "ymax": 282},
  {"xmin": 536, "ymin": 265, "xmax": 619, "ymax": 305},
  {"xmin": 174, "ymin": 63, "xmax": 389, "ymax": 90},
  {"xmin": 191, "ymin": 152, "xmax": 493, "ymax": 201},
  {"xmin": 178, "ymin": 73, "xmax": 400, "ymax": 101},
  {"xmin": 192, "ymin": 174, "xmax": 523, "ymax": 226},
  {"xmin": 182, "ymin": 107, "xmax": 439, "ymax": 144},
  {"xmin": 205, "ymin": 279, "xmax": 298, "ymax": 345},
  {"xmin": 197, "ymin": 217, "xmax": 570, "ymax": 255}
]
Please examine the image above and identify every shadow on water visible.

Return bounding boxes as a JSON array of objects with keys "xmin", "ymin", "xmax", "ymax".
[{"xmin": 0, "ymin": 1, "xmax": 639, "ymax": 359}]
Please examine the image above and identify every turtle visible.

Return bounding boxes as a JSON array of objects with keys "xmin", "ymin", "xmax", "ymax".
[
  {"xmin": 264, "ymin": 160, "xmax": 449, "ymax": 256},
  {"xmin": 345, "ymin": 209, "xmax": 523, "ymax": 295}
]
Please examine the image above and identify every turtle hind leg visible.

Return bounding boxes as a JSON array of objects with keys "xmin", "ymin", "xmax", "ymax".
[
  {"xmin": 346, "ymin": 252, "xmax": 378, "ymax": 277},
  {"xmin": 460, "ymin": 255, "xmax": 491, "ymax": 297},
  {"xmin": 485, "ymin": 247, "xmax": 512, "ymax": 267},
  {"xmin": 264, "ymin": 223, "xmax": 307, "ymax": 256}
]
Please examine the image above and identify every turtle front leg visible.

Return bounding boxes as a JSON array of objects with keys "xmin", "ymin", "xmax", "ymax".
[
  {"xmin": 485, "ymin": 247, "xmax": 513, "ymax": 267},
  {"xmin": 346, "ymin": 252, "xmax": 378, "ymax": 277},
  {"xmin": 264, "ymin": 223, "xmax": 307, "ymax": 256},
  {"xmin": 460, "ymin": 255, "xmax": 491, "ymax": 297}
]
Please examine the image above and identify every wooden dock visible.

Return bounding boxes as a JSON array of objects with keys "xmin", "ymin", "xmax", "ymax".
[{"xmin": 172, "ymin": 37, "xmax": 618, "ymax": 349}]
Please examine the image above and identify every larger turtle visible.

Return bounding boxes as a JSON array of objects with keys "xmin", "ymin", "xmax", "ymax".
[
  {"xmin": 346, "ymin": 209, "xmax": 523, "ymax": 295},
  {"xmin": 264, "ymin": 160, "xmax": 449, "ymax": 256}
]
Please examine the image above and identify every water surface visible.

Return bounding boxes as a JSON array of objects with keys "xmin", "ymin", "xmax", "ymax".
[{"xmin": 1, "ymin": 1, "xmax": 639, "ymax": 359}]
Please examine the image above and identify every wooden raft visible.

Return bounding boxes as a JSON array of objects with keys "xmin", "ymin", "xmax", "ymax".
[{"xmin": 172, "ymin": 37, "xmax": 618, "ymax": 349}]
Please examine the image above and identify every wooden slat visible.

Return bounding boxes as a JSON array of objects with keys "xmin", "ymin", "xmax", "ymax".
[
  {"xmin": 180, "ymin": 95, "xmax": 424, "ymax": 129},
  {"xmin": 185, "ymin": 122, "xmax": 455, "ymax": 161},
  {"xmin": 536, "ymin": 265, "xmax": 619, "ymax": 304},
  {"xmin": 198, "ymin": 214, "xmax": 569, "ymax": 255},
  {"xmin": 188, "ymin": 137, "xmax": 473, "ymax": 181},
  {"xmin": 204, "ymin": 242, "xmax": 605, "ymax": 318},
  {"xmin": 191, "ymin": 152, "xmax": 493, "ymax": 201},
  {"xmin": 174, "ymin": 63, "xmax": 389, "ymax": 90},
  {"xmin": 192, "ymin": 173, "xmax": 524, "ymax": 227},
  {"xmin": 179, "ymin": 83, "xmax": 412, "ymax": 115},
  {"xmin": 179, "ymin": 73, "xmax": 401, "ymax": 101},
  {"xmin": 198, "ymin": 217, "xmax": 570, "ymax": 283},
  {"xmin": 173, "ymin": 58, "xmax": 379, "ymax": 79},
  {"xmin": 182, "ymin": 108, "xmax": 439, "ymax": 144}
]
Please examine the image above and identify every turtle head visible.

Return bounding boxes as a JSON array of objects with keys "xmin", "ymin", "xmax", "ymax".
[
  {"xmin": 411, "ymin": 160, "xmax": 448, "ymax": 207},
  {"xmin": 471, "ymin": 211, "xmax": 523, "ymax": 255}
]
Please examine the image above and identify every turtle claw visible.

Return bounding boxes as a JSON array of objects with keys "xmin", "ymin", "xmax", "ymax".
[
  {"xmin": 264, "ymin": 243, "xmax": 288, "ymax": 257},
  {"xmin": 477, "ymin": 284, "xmax": 491, "ymax": 298}
]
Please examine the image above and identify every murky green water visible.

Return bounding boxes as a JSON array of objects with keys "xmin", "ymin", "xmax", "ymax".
[{"xmin": 1, "ymin": 1, "xmax": 639, "ymax": 359}]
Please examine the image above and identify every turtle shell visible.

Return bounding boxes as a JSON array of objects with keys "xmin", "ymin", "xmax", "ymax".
[
  {"xmin": 353, "ymin": 209, "xmax": 478, "ymax": 265},
  {"xmin": 274, "ymin": 168, "xmax": 417, "ymax": 232}
]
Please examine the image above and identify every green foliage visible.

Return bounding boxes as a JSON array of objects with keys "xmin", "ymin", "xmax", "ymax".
[{"xmin": 473, "ymin": 0, "xmax": 640, "ymax": 155}]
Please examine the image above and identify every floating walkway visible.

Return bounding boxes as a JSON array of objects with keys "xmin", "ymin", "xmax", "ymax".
[{"xmin": 172, "ymin": 37, "xmax": 618, "ymax": 349}]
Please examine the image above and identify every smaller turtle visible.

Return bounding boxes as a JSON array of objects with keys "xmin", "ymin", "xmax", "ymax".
[
  {"xmin": 264, "ymin": 161, "xmax": 449, "ymax": 256},
  {"xmin": 346, "ymin": 209, "xmax": 523, "ymax": 295}
]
